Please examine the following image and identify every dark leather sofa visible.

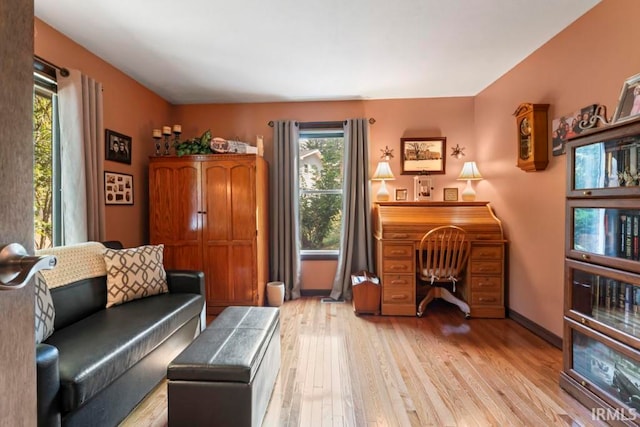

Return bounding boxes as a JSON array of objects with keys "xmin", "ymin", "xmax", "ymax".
[{"xmin": 36, "ymin": 242, "xmax": 205, "ymax": 427}]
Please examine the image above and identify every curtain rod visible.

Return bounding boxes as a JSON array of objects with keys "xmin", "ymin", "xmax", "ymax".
[
  {"xmin": 34, "ymin": 55, "xmax": 70, "ymax": 77},
  {"xmin": 268, "ymin": 118, "xmax": 376, "ymax": 127}
]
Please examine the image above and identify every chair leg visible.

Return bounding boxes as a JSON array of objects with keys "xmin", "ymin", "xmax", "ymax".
[
  {"xmin": 439, "ymin": 288, "xmax": 471, "ymax": 318},
  {"xmin": 417, "ymin": 287, "xmax": 436, "ymax": 317}
]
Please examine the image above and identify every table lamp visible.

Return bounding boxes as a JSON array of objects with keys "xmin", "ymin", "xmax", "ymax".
[
  {"xmin": 372, "ymin": 154, "xmax": 395, "ymax": 201},
  {"xmin": 457, "ymin": 161, "xmax": 483, "ymax": 201}
]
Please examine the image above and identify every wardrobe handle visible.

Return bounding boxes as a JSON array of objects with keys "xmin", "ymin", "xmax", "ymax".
[{"xmin": 197, "ymin": 211, "xmax": 207, "ymax": 214}]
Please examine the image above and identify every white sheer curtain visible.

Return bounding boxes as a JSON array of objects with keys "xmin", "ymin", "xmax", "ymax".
[
  {"xmin": 270, "ymin": 121, "xmax": 301, "ymax": 300},
  {"xmin": 57, "ymin": 69, "xmax": 105, "ymax": 244},
  {"xmin": 330, "ymin": 118, "xmax": 375, "ymax": 300}
]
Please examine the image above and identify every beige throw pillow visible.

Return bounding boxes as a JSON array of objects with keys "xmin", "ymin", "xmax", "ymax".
[{"xmin": 103, "ymin": 244, "xmax": 168, "ymax": 308}]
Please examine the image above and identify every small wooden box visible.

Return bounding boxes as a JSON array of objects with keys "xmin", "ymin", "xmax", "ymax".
[{"xmin": 351, "ymin": 271, "xmax": 381, "ymax": 315}]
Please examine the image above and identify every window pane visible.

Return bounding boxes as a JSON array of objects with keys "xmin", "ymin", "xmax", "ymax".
[
  {"xmin": 33, "ymin": 90, "xmax": 54, "ymax": 249},
  {"xmin": 299, "ymin": 133, "xmax": 344, "ymax": 252},
  {"xmin": 300, "ymin": 193, "xmax": 342, "ymax": 250}
]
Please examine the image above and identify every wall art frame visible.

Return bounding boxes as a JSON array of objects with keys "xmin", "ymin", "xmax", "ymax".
[
  {"xmin": 400, "ymin": 137, "xmax": 446, "ymax": 175},
  {"xmin": 104, "ymin": 171, "xmax": 134, "ymax": 205},
  {"xmin": 105, "ymin": 129, "xmax": 132, "ymax": 164}
]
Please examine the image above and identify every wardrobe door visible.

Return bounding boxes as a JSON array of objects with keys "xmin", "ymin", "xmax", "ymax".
[
  {"xmin": 149, "ymin": 159, "xmax": 202, "ymax": 271},
  {"xmin": 202, "ymin": 159, "xmax": 256, "ymax": 312}
]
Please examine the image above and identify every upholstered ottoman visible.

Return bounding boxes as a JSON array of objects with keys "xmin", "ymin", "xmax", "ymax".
[{"xmin": 167, "ymin": 306, "xmax": 281, "ymax": 427}]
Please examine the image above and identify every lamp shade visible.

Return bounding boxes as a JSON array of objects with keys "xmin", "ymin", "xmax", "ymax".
[
  {"xmin": 457, "ymin": 161, "xmax": 483, "ymax": 181},
  {"xmin": 372, "ymin": 161, "xmax": 395, "ymax": 181}
]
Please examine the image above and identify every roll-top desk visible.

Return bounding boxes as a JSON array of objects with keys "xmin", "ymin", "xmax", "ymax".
[{"xmin": 373, "ymin": 202, "xmax": 507, "ymax": 318}]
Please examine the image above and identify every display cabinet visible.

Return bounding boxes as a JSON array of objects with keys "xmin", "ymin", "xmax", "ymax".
[{"xmin": 562, "ymin": 117, "xmax": 640, "ymax": 424}]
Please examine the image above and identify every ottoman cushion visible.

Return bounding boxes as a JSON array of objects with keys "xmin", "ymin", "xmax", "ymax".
[{"xmin": 168, "ymin": 306, "xmax": 279, "ymax": 383}]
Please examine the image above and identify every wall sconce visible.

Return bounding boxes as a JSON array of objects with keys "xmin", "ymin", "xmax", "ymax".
[
  {"xmin": 457, "ymin": 161, "xmax": 483, "ymax": 201},
  {"xmin": 372, "ymin": 146, "xmax": 395, "ymax": 201},
  {"xmin": 450, "ymin": 144, "xmax": 465, "ymax": 159}
]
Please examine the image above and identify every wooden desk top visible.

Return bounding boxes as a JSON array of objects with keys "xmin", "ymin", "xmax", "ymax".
[{"xmin": 373, "ymin": 201, "xmax": 505, "ymax": 241}]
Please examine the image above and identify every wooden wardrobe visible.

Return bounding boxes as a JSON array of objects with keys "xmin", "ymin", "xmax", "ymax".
[{"xmin": 149, "ymin": 154, "xmax": 269, "ymax": 315}]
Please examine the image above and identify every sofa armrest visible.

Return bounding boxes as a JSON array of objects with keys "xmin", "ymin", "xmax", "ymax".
[
  {"xmin": 166, "ymin": 270, "xmax": 205, "ymax": 295},
  {"xmin": 37, "ymin": 343, "xmax": 61, "ymax": 427}
]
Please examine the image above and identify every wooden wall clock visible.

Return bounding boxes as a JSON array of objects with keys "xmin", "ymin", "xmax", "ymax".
[{"xmin": 513, "ymin": 103, "xmax": 549, "ymax": 172}]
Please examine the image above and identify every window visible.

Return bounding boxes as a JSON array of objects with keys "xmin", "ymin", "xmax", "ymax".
[
  {"xmin": 298, "ymin": 125, "xmax": 344, "ymax": 258},
  {"xmin": 33, "ymin": 61, "xmax": 61, "ymax": 249}
]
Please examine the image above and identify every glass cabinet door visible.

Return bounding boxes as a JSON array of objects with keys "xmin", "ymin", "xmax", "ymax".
[
  {"xmin": 568, "ymin": 322, "xmax": 640, "ymax": 414},
  {"xmin": 568, "ymin": 201, "xmax": 640, "ymax": 274},
  {"xmin": 568, "ymin": 120, "xmax": 640, "ymax": 196},
  {"xmin": 566, "ymin": 259, "xmax": 640, "ymax": 340}
]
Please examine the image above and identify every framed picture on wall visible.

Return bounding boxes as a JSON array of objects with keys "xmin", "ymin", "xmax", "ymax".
[
  {"xmin": 400, "ymin": 137, "xmax": 446, "ymax": 175},
  {"xmin": 104, "ymin": 171, "xmax": 134, "ymax": 205},
  {"xmin": 105, "ymin": 129, "xmax": 132, "ymax": 164}
]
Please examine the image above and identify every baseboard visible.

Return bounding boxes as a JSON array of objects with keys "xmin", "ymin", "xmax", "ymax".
[{"xmin": 507, "ymin": 308, "xmax": 562, "ymax": 349}]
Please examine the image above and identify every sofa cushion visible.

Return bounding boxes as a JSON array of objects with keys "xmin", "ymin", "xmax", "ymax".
[
  {"xmin": 35, "ymin": 273, "xmax": 55, "ymax": 343},
  {"xmin": 45, "ymin": 292, "xmax": 203, "ymax": 413},
  {"xmin": 103, "ymin": 244, "xmax": 168, "ymax": 307}
]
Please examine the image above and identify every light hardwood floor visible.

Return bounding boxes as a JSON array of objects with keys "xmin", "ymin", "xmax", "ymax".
[{"xmin": 121, "ymin": 297, "xmax": 605, "ymax": 427}]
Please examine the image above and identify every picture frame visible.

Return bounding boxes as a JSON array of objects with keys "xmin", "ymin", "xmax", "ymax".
[
  {"xmin": 443, "ymin": 187, "xmax": 459, "ymax": 202},
  {"xmin": 551, "ymin": 104, "xmax": 597, "ymax": 156},
  {"xmin": 395, "ymin": 188, "xmax": 408, "ymax": 201},
  {"xmin": 400, "ymin": 137, "xmax": 446, "ymax": 175},
  {"xmin": 414, "ymin": 175, "xmax": 433, "ymax": 201},
  {"xmin": 612, "ymin": 73, "xmax": 640, "ymax": 123},
  {"xmin": 104, "ymin": 171, "xmax": 134, "ymax": 205},
  {"xmin": 105, "ymin": 129, "xmax": 132, "ymax": 165}
]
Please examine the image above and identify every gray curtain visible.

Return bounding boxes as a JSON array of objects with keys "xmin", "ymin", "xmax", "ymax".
[
  {"xmin": 270, "ymin": 121, "xmax": 301, "ymax": 300},
  {"xmin": 57, "ymin": 69, "xmax": 105, "ymax": 243},
  {"xmin": 330, "ymin": 118, "xmax": 375, "ymax": 300}
]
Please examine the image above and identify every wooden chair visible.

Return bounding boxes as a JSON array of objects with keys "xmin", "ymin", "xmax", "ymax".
[{"xmin": 417, "ymin": 225, "xmax": 471, "ymax": 318}]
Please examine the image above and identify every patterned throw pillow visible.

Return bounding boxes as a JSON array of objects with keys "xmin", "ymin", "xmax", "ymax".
[
  {"xmin": 103, "ymin": 244, "xmax": 169, "ymax": 308},
  {"xmin": 35, "ymin": 272, "xmax": 55, "ymax": 343}
]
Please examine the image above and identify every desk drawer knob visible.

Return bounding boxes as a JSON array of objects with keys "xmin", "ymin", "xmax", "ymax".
[
  {"xmin": 390, "ymin": 265, "xmax": 407, "ymax": 271},
  {"xmin": 391, "ymin": 234, "xmax": 409, "ymax": 239},
  {"xmin": 391, "ymin": 294, "xmax": 408, "ymax": 300},
  {"xmin": 391, "ymin": 280, "xmax": 408, "ymax": 285},
  {"xmin": 479, "ymin": 297, "xmax": 497, "ymax": 303},
  {"xmin": 390, "ymin": 250, "xmax": 406, "ymax": 255}
]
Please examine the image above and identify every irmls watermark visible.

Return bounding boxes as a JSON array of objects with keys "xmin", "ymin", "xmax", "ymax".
[{"xmin": 592, "ymin": 407, "xmax": 638, "ymax": 421}]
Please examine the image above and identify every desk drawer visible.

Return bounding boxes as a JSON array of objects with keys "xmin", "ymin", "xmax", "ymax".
[
  {"xmin": 383, "ymin": 244, "xmax": 414, "ymax": 258},
  {"xmin": 382, "ymin": 274, "xmax": 414, "ymax": 287},
  {"xmin": 383, "ymin": 259, "xmax": 413, "ymax": 273},
  {"xmin": 382, "ymin": 284, "xmax": 415, "ymax": 304},
  {"xmin": 470, "ymin": 276, "xmax": 501, "ymax": 291},
  {"xmin": 471, "ymin": 292, "xmax": 502, "ymax": 305},
  {"xmin": 470, "ymin": 261, "xmax": 502, "ymax": 274},
  {"xmin": 382, "ymin": 232, "xmax": 423, "ymax": 241},
  {"xmin": 471, "ymin": 245, "xmax": 503, "ymax": 260}
]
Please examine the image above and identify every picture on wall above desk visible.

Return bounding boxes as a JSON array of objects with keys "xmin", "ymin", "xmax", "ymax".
[{"xmin": 400, "ymin": 137, "xmax": 446, "ymax": 174}]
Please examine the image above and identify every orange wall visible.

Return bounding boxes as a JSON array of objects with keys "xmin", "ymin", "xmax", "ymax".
[
  {"xmin": 175, "ymin": 97, "xmax": 475, "ymax": 290},
  {"xmin": 34, "ymin": 19, "xmax": 172, "ymax": 247},
  {"xmin": 474, "ymin": 0, "xmax": 640, "ymax": 335}
]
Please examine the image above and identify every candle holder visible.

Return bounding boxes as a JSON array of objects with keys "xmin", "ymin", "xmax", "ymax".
[
  {"xmin": 163, "ymin": 135, "xmax": 171, "ymax": 155},
  {"xmin": 153, "ymin": 136, "xmax": 162, "ymax": 156},
  {"xmin": 173, "ymin": 130, "xmax": 181, "ymax": 155}
]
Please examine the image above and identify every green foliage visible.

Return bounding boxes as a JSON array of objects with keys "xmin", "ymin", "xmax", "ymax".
[
  {"xmin": 299, "ymin": 137, "xmax": 343, "ymax": 250},
  {"xmin": 174, "ymin": 129, "xmax": 213, "ymax": 156},
  {"xmin": 33, "ymin": 92, "xmax": 53, "ymax": 249}
]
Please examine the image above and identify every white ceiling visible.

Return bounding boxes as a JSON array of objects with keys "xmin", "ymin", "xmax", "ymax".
[{"xmin": 35, "ymin": 0, "xmax": 600, "ymax": 105}]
